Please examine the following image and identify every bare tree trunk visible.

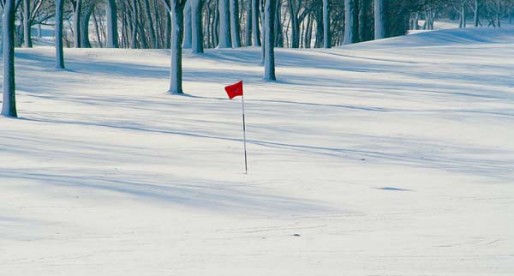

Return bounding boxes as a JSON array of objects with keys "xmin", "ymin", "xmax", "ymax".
[
  {"xmin": 92, "ymin": 8, "xmax": 103, "ymax": 47},
  {"xmin": 0, "ymin": 12, "xmax": 3, "ymax": 53},
  {"xmin": 143, "ymin": 0, "xmax": 158, "ymax": 48},
  {"xmin": 274, "ymin": 0, "xmax": 283, "ymax": 47},
  {"xmin": 23, "ymin": 0, "xmax": 32, "ymax": 47},
  {"xmin": 80, "ymin": 4, "xmax": 93, "ymax": 48},
  {"xmin": 251, "ymin": 0, "xmax": 261, "ymax": 46},
  {"xmin": 169, "ymin": 2, "xmax": 186, "ymax": 94},
  {"xmin": 0, "ymin": 6, "xmax": 4, "ymax": 53},
  {"xmin": 56, "ymin": 0, "xmax": 65, "ymax": 69},
  {"xmin": 359, "ymin": 0, "xmax": 372, "ymax": 41},
  {"xmin": 343, "ymin": 0, "xmax": 355, "ymax": 44},
  {"xmin": 165, "ymin": 8, "xmax": 171, "ymax": 48},
  {"xmin": 460, "ymin": 2, "xmax": 467, "ymax": 28},
  {"xmin": 474, "ymin": 0, "xmax": 480, "ymax": 27},
  {"xmin": 287, "ymin": 0, "xmax": 299, "ymax": 48},
  {"xmin": 183, "ymin": 0, "xmax": 192, "ymax": 48},
  {"xmin": 191, "ymin": 0, "xmax": 205, "ymax": 53},
  {"xmin": 73, "ymin": 0, "xmax": 82, "ymax": 47},
  {"xmin": 245, "ymin": 0, "xmax": 252, "ymax": 46},
  {"xmin": 230, "ymin": 0, "xmax": 241, "ymax": 47},
  {"xmin": 323, "ymin": 0, "xmax": 330, "ymax": 48},
  {"xmin": 374, "ymin": 0, "xmax": 384, "ymax": 39},
  {"xmin": 304, "ymin": 15, "xmax": 312, "ymax": 48},
  {"xmin": 2, "ymin": 0, "xmax": 17, "ymax": 118},
  {"xmin": 263, "ymin": 0, "xmax": 276, "ymax": 81},
  {"xmin": 106, "ymin": 0, "xmax": 119, "ymax": 48},
  {"xmin": 218, "ymin": 0, "xmax": 232, "ymax": 47},
  {"xmin": 130, "ymin": 0, "xmax": 138, "ymax": 48}
]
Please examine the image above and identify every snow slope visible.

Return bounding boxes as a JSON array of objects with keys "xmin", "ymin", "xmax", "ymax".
[{"xmin": 1, "ymin": 28, "xmax": 514, "ymax": 275}]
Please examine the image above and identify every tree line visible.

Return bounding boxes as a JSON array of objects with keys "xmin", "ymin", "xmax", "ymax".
[{"xmin": 2, "ymin": 0, "xmax": 514, "ymax": 118}]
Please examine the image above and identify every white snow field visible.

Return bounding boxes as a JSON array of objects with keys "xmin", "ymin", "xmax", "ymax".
[{"xmin": 1, "ymin": 28, "xmax": 514, "ymax": 276}]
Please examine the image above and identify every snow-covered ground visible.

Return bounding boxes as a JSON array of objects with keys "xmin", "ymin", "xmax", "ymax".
[{"xmin": 1, "ymin": 28, "xmax": 514, "ymax": 275}]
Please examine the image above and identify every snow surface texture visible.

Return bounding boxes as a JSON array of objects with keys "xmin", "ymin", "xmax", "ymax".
[{"xmin": 1, "ymin": 28, "xmax": 514, "ymax": 275}]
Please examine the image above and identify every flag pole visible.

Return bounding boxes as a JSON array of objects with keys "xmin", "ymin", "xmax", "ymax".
[{"xmin": 241, "ymin": 94, "xmax": 248, "ymax": 174}]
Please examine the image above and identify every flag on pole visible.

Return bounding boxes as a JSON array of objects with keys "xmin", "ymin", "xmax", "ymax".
[
  {"xmin": 224, "ymin": 80, "xmax": 244, "ymax": 99},
  {"xmin": 224, "ymin": 80, "xmax": 248, "ymax": 174}
]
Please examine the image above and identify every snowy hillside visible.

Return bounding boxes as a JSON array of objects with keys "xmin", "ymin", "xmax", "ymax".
[{"xmin": 1, "ymin": 28, "xmax": 514, "ymax": 275}]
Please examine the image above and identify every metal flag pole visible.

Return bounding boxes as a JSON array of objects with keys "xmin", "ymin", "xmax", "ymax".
[{"xmin": 241, "ymin": 94, "xmax": 248, "ymax": 174}]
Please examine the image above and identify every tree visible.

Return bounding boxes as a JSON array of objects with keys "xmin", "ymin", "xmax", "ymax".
[
  {"xmin": 0, "ymin": 4, "xmax": 3, "ymax": 53},
  {"xmin": 80, "ymin": 2, "xmax": 94, "ymax": 48},
  {"xmin": 23, "ymin": 0, "xmax": 32, "ymax": 47},
  {"xmin": 251, "ymin": 0, "xmax": 261, "ymax": 46},
  {"xmin": 323, "ymin": 0, "xmax": 330, "ymax": 48},
  {"xmin": 343, "ymin": 0, "xmax": 356, "ymax": 44},
  {"xmin": 2, "ymin": 0, "xmax": 17, "ymax": 117},
  {"xmin": 358, "ymin": 0, "xmax": 373, "ymax": 42},
  {"xmin": 473, "ymin": 0, "xmax": 482, "ymax": 27},
  {"xmin": 218, "ymin": 0, "xmax": 232, "ymax": 47},
  {"xmin": 72, "ymin": 0, "xmax": 82, "ymax": 47},
  {"xmin": 106, "ymin": 0, "xmax": 119, "ymax": 48},
  {"xmin": 55, "ymin": 0, "xmax": 65, "ymax": 69},
  {"xmin": 160, "ymin": 0, "xmax": 188, "ymax": 94},
  {"xmin": 230, "ymin": 0, "xmax": 241, "ymax": 47},
  {"xmin": 374, "ymin": 0, "xmax": 384, "ymax": 39},
  {"xmin": 183, "ymin": 0, "xmax": 192, "ymax": 48},
  {"xmin": 263, "ymin": 0, "xmax": 276, "ymax": 81},
  {"xmin": 191, "ymin": 0, "xmax": 205, "ymax": 53}
]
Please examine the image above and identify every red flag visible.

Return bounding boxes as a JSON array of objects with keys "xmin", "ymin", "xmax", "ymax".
[{"xmin": 224, "ymin": 81, "xmax": 244, "ymax": 99}]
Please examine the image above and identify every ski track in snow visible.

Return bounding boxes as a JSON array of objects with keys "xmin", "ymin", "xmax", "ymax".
[{"xmin": 1, "ymin": 28, "xmax": 514, "ymax": 275}]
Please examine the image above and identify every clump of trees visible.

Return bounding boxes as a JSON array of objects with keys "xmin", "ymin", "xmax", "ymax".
[
  {"xmin": 10, "ymin": 0, "xmax": 514, "ymax": 51},
  {"xmin": 2, "ymin": 0, "xmax": 514, "ymax": 117}
]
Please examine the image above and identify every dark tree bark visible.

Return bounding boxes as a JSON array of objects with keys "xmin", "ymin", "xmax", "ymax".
[
  {"xmin": 287, "ymin": 0, "xmax": 299, "ymax": 48},
  {"xmin": 251, "ymin": 0, "xmax": 261, "ymax": 46},
  {"xmin": 143, "ymin": 0, "xmax": 158, "ymax": 48},
  {"xmin": 229, "ymin": 0, "xmax": 241, "ymax": 47},
  {"xmin": 274, "ymin": 0, "xmax": 283, "ymax": 47},
  {"xmin": 80, "ymin": 4, "xmax": 94, "ymax": 48},
  {"xmin": 474, "ymin": 0, "xmax": 480, "ymax": 27},
  {"xmin": 343, "ymin": 0, "xmax": 355, "ymax": 44},
  {"xmin": 73, "ymin": 0, "xmax": 82, "ymax": 47},
  {"xmin": 244, "ymin": 0, "xmax": 252, "ymax": 46},
  {"xmin": 191, "ymin": 0, "xmax": 205, "ymax": 53},
  {"xmin": 130, "ymin": 0, "xmax": 138, "ymax": 48},
  {"xmin": 323, "ymin": 0, "xmax": 330, "ymax": 48},
  {"xmin": 159, "ymin": 0, "xmax": 187, "ymax": 94},
  {"xmin": 359, "ymin": 0, "xmax": 372, "ymax": 42},
  {"xmin": 106, "ymin": 0, "xmax": 119, "ymax": 48},
  {"xmin": 23, "ymin": 0, "xmax": 32, "ymax": 47},
  {"xmin": 263, "ymin": 0, "xmax": 276, "ymax": 81},
  {"xmin": 56, "ymin": 0, "xmax": 65, "ymax": 69},
  {"xmin": 2, "ymin": 0, "xmax": 17, "ymax": 118}
]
